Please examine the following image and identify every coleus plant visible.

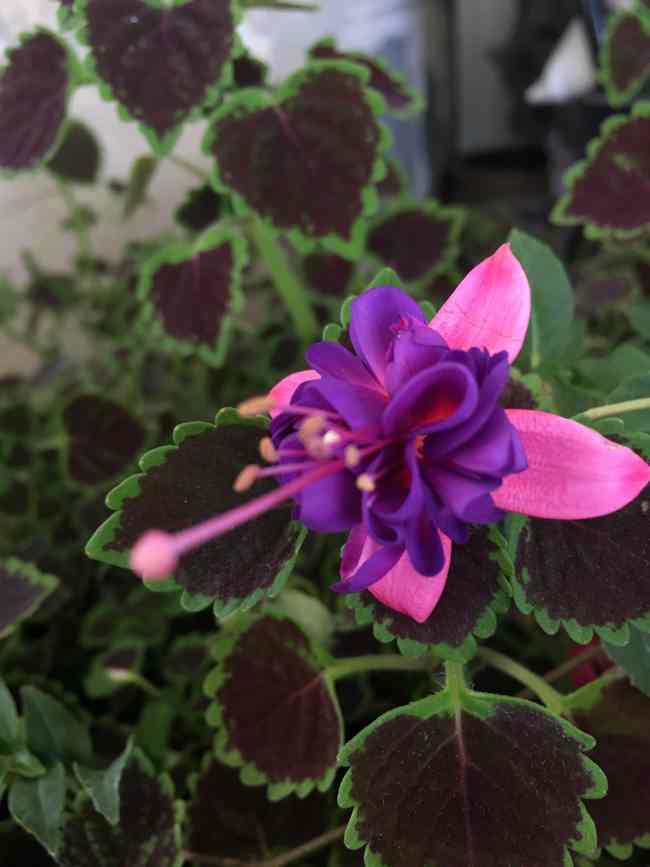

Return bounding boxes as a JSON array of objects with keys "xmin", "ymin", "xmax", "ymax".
[{"xmin": 1, "ymin": 1, "xmax": 650, "ymax": 866}]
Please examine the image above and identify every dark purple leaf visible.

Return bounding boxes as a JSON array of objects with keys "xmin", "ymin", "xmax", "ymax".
[
  {"xmin": 174, "ymin": 185, "xmax": 222, "ymax": 232},
  {"xmin": 92, "ymin": 419, "xmax": 302, "ymax": 614},
  {"xmin": 208, "ymin": 63, "xmax": 384, "ymax": 251},
  {"xmin": 511, "ymin": 490, "xmax": 650, "ymax": 642},
  {"xmin": 187, "ymin": 758, "xmax": 329, "ymax": 859},
  {"xmin": 0, "ymin": 31, "xmax": 73, "ymax": 172},
  {"xmin": 349, "ymin": 527, "xmax": 509, "ymax": 660},
  {"xmin": 553, "ymin": 110, "xmax": 650, "ymax": 237},
  {"xmin": 232, "ymin": 51, "xmax": 268, "ymax": 88},
  {"xmin": 60, "ymin": 751, "xmax": 179, "ymax": 867},
  {"xmin": 164, "ymin": 634, "xmax": 210, "ymax": 683},
  {"xmin": 46, "ymin": 120, "xmax": 101, "ymax": 184},
  {"xmin": 603, "ymin": 12, "xmax": 650, "ymax": 106},
  {"xmin": 303, "ymin": 252, "xmax": 355, "ymax": 295},
  {"xmin": 0, "ymin": 826, "xmax": 57, "ymax": 866},
  {"xmin": 206, "ymin": 613, "xmax": 342, "ymax": 795},
  {"xmin": 376, "ymin": 158, "xmax": 406, "ymax": 198},
  {"xmin": 309, "ymin": 38, "xmax": 420, "ymax": 114},
  {"xmin": 82, "ymin": 0, "xmax": 236, "ymax": 147},
  {"xmin": 340, "ymin": 693, "xmax": 604, "ymax": 867},
  {"xmin": 138, "ymin": 230, "xmax": 245, "ymax": 360},
  {"xmin": 63, "ymin": 395, "xmax": 146, "ymax": 486},
  {"xmin": 0, "ymin": 559, "xmax": 59, "ymax": 636},
  {"xmin": 572, "ymin": 679, "xmax": 650, "ymax": 855},
  {"xmin": 367, "ymin": 203, "xmax": 464, "ymax": 283}
]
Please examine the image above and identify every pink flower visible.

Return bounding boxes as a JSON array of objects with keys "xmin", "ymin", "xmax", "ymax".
[{"xmin": 268, "ymin": 244, "xmax": 650, "ymax": 623}]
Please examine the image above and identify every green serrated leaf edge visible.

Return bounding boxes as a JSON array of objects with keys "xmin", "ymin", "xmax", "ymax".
[
  {"xmin": 85, "ymin": 408, "xmax": 305, "ymax": 618},
  {"xmin": 0, "ymin": 28, "xmax": 83, "ymax": 178},
  {"xmin": 73, "ymin": 0, "xmax": 242, "ymax": 156},
  {"xmin": 204, "ymin": 608, "xmax": 343, "ymax": 800},
  {"xmin": 552, "ymin": 101, "xmax": 650, "ymax": 240},
  {"xmin": 136, "ymin": 225, "xmax": 248, "ymax": 367},
  {"xmin": 204, "ymin": 58, "xmax": 391, "ymax": 258}
]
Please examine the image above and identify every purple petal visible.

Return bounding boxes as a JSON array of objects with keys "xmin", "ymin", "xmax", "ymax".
[
  {"xmin": 448, "ymin": 407, "xmax": 527, "ymax": 476},
  {"xmin": 312, "ymin": 377, "xmax": 386, "ymax": 429},
  {"xmin": 349, "ymin": 286, "xmax": 425, "ymax": 385},
  {"xmin": 424, "ymin": 464, "xmax": 501, "ymax": 522},
  {"xmin": 296, "ymin": 468, "xmax": 361, "ymax": 531},
  {"xmin": 383, "ymin": 362, "xmax": 479, "ymax": 437},
  {"xmin": 305, "ymin": 341, "xmax": 384, "ymax": 393},
  {"xmin": 404, "ymin": 507, "xmax": 446, "ymax": 575},
  {"xmin": 331, "ymin": 542, "xmax": 404, "ymax": 592},
  {"xmin": 384, "ymin": 322, "xmax": 449, "ymax": 395}
]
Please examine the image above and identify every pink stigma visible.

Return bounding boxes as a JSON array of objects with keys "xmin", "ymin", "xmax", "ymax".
[{"xmin": 130, "ymin": 530, "xmax": 178, "ymax": 580}]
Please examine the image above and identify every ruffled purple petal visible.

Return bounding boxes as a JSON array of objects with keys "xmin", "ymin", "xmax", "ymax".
[
  {"xmin": 331, "ymin": 541, "xmax": 404, "ymax": 592},
  {"xmin": 349, "ymin": 286, "xmax": 425, "ymax": 385},
  {"xmin": 404, "ymin": 506, "xmax": 446, "ymax": 575},
  {"xmin": 311, "ymin": 377, "xmax": 386, "ymax": 430},
  {"xmin": 448, "ymin": 406, "xmax": 527, "ymax": 476},
  {"xmin": 305, "ymin": 342, "xmax": 385, "ymax": 394},
  {"xmin": 384, "ymin": 321, "xmax": 449, "ymax": 394},
  {"xmin": 295, "ymin": 468, "xmax": 361, "ymax": 531},
  {"xmin": 424, "ymin": 464, "xmax": 501, "ymax": 522}
]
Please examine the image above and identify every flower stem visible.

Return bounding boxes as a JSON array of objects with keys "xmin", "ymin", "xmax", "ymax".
[
  {"xmin": 182, "ymin": 824, "xmax": 345, "ymax": 866},
  {"xmin": 516, "ymin": 644, "xmax": 606, "ymax": 700},
  {"xmin": 326, "ymin": 653, "xmax": 432, "ymax": 682},
  {"xmin": 477, "ymin": 648, "xmax": 566, "ymax": 716},
  {"xmin": 583, "ymin": 396, "xmax": 650, "ymax": 421},
  {"xmin": 250, "ymin": 217, "xmax": 319, "ymax": 345}
]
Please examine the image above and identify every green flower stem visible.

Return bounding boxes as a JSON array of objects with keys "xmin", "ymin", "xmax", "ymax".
[
  {"xmin": 326, "ymin": 653, "xmax": 432, "ymax": 682},
  {"xmin": 182, "ymin": 824, "xmax": 345, "ymax": 866},
  {"xmin": 583, "ymin": 396, "xmax": 650, "ymax": 420},
  {"xmin": 444, "ymin": 660, "xmax": 467, "ymax": 711},
  {"xmin": 250, "ymin": 217, "xmax": 319, "ymax": 345},
  {"xmin": 477, "ymin": 648, "xmax": 565, "ymax": 716}
]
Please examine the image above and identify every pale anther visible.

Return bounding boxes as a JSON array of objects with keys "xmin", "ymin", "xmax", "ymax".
[
  {"xmin": 356, "ymin": 473, "xmax": 375, "ymax": 492},
  {"xmin": 345, "ymin": 445, "xmax": 361, "ymax": 467},
  {"xmin": 234, "ymin": 464, "xmax": 260, "ymax": 493},
  {"xmin": 259, "ymin": 437, "xmax": 278, "ymax": 463},
  {"xmin": 237, "ymin": 395, "xmax": 276, "ymax": 416}
]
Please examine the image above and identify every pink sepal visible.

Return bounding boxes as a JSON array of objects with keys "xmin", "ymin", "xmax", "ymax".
[{"xmin": 268, "ymin": 370, "xmax": 320, "ymax": 418}]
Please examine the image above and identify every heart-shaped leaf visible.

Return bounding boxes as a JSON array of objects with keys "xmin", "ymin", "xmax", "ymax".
[
  {"xmin": 567, "ymin": 677, "xmax": 650, "ymax": 858},
  {"xmin": 552, "ymin": 104, "xmax": 650, "ymax": 239},
  {"xmin": 0, "ymin": 559, "xmax": 59, "ymax": 637},
  {"xmin": 347, "ymin": 527, "xmax": 511, "ymax": 661},
  {"xmin": 309, "ymin": 38, "xmax": 422, "ymax": 116},
  {"xmin": 205, "ymin": 611, "xmax": 343, "ymax": 798},
  {"xmin": 60, "ymin": 750, "xmax": 180, "ymax": 867},
  {"xmin": 602, "ymin": 10, "xmax": 650, "ymax": 107},
  {"xmin": 21, "ymin": 686, "xmax": 93, "ymax": 767},
  {"xmin": 0, "ymin": 30, "xmax": 78, "ymax": 172},
  {"xmin": 86, "ymin": 409, "xmax": 306, "ymax": 619},
  {"xmin": 507, "ymin": 489, "xmax": 650, "ymax": 645},
  {"xmin": 137, "ymin": 227, "xmax": 247, "ymax": 366},
  {"xmin": 187, "ymin": 757, "xmax": 329, "ymax": 860},
  {"xmin": 79, "ymin": 0, "xmax": 238, "ymax": 153},
  {"xmin": 46, "ymin": 120, "xmax": 101, "ymax": 184},
  {"xmin": 367, "ymin": 199, "xmax": 464, "ymax": 286},
  {"xmin": 74, "ymin": 738, "xmax": 133, "ymax": 826},
  {"xmin": 206, "ymin": 60, "xmax": 387, "ymax": 255},
  {"xmin": 9, "ymin": 762, "xmax": 66, "ymax": 859},
  {"xmin": 63, "ymin": 394, "xmax": 146, "ymax": 486},
  {"xmin": 339, "ymin": 688, "xmax": 605, "ymax": 867},
  {"xmin": 174, "ymin": 184, "xmax": 222, "ymax": 232},
  {"xmin": 604, "ymin": 624, "xmax": 650, "ymax": 697},
  {"xmin": 232, "ymin": 49, "xmax": 268, "ymax": 89}
]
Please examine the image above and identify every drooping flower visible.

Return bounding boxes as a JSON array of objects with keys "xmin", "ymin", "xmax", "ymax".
[{"xmin": 130, "ymin": 244, "xmax": 650, "ymax": 623}]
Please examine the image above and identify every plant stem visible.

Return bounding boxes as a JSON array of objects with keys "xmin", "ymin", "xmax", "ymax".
[
  {"xmin": 477, "ymin": 648, "xmax": 566, "ymax": 716},
  {"xmin": 169, "ymin": 155, "xmax": 210, "ymax": 183},
  {"xmin": 250, "ymin": 217, "xmax": 319, "ymax": 345},
  {"xmin": 326, "ymin": 653, "xmax": 431, "ymax": 682},
  {"xmin": 444, "ymin": 660, "xmax": 466, "ymax": 710},
  {"xmin": 583, "ymin": 396, "xmax": 650, "ymax": 420},
  {"xmin": 182, "ymin": 824, "xmax": 345, "ymax": 866},
  {"xmin": 57, "ymin": 179, "xmax": 93, "ymax": 264},
  {"xmin": 516, "ymin": 644, "xmax": 606, "ymax": 700}
]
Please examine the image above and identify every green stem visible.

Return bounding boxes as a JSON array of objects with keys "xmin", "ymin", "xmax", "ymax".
[
  {"xmin": 444, "ymin": 660, "xmax": 467, "ymax": 711},
  {"xmin": 477, "ymin": 648, "xmax": 565, "ymax": 716},
  {"xmin": 326, "ymin": 653, "xmax": 431, "ymax": 682},
  {"xmin": 169, "ymin": 154, "xmax": 210, "ymax": 183},
  {"xmin": 250, "ymin": 217, "xmax": 319, "ymax": 345},
  {"xmin": 56, "ymin": 180, "xmax": 93, "ymax": 264},
  {"xmin": 182, "ymin": 824, "xmax": 345, "ymax": 866},
  {"xmin": 583, "ymin": 396, "xmax": 650, "ymax": 421}
]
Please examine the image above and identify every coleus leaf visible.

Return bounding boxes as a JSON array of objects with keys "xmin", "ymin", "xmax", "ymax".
[
  {"xmin": 308, "ymin": 37, "xmax": 422, "ymax": 116},
  {"xmin": 601, "ymin": 10, "xmax": 650, "ymax": 107},
  {"xmin": 187, "ymin": 757, "xmax": 329, "ymax": 860},
  {"xmin": 232, "ymin": 49, "xmax": 268, "ymax": 89},
  {"xmin": 78, "ymin": 0, "xmax": 238, "ymax": 154},
  {"xmin": 604, "ymin": 624, "xmax": 650, "ymax": 697},
  {"xmin": 174, "ymin": 184, "xmax": 222, "ymax": 232},
  {"xmin": 347, "ymin": 527, "xmax": 511, "ymax": 662},
  {"xmin": 0, "ymin": 30, "xmax": 79, "ymax": 173},
  {"xmin": 86, "ymin": 409, "xmax": 306, "ymax": 619},
  {"xmin": 366, "ymin": 199, "xmax": 465, "ymax": 287},
  {"xmin": 506, "ymin": 488, "xmax": 650, "ymax": 646},
  {"xmin": 376, "ymin": 157, "xmax": 407, "ymax": 198},
  {"xmin": 0, "ymin": 558, "xmax": 59, "ymax": 637},
  {"xmin": 60, "ymin": 750, "xmax": 181, "ymax": 867},
  {"xmin": 46, "ymin": 120, "xmax": 101, "ymax": 184},
  {"xmin": 204, "ymin": 611, "xmax": 343, "ymax": 798},
  {"xmin": 339, "ymin": 688, "xmax": 605, "ymax": 867},
  {"xmin": 62, "ymin": 394, "xmax": 147, "ymax": 486},
  {"xmin": 9, "ymin": 762, "xmax": 66, "ymax": 859},
  {"xmin": 552, "ymin": 103, "xmax": 650, "ymax": 239},
  {"xmin": 205, "ymin": 60, "xmax": 388, "ymax": 255},
  {"xmin": 567, "ymin": 677, "xmax": 650, "ymax": 858},
  {"xmin": 303, "ymin": 252, "xmax": 356, "ymax": 296},
  {"xmin": 136, "ymin": 227, "xmax": 247, "ymax": 366}
]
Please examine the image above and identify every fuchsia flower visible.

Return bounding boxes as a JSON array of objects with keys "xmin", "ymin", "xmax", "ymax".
[{"xmin": 131, "ymin": 245, "xmax": 650, "ymax": 623}]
